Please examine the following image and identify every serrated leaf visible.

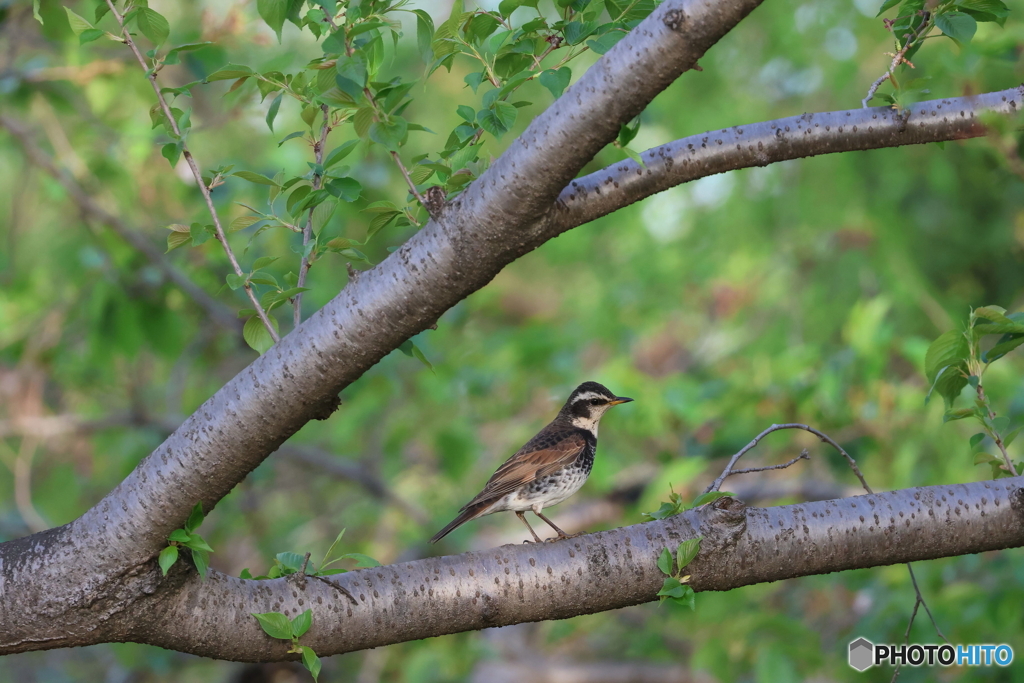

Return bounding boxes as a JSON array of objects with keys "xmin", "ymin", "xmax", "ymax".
[
  {"xmin": 257, "ymin": 0, "xmax": 288, "ymax": 41},
  {"xmin": 243, "ymin": 315, "xmax": 278, "ymax": 354},
  {"xmin": 676, "ymin": 537, "xmax": 701, "ymax": 571},
  {"xmin": 925, "ymin": 330, "xmax": 969, "ymax": 383},
  {"xmin": 136, "ymin": 7, "xmax": 170, "ymax": 46},
  {"xmin": 166, "ymin": 231, "xmax": 191, "ymax": 252},
  {"xmin": 369, "ymin": 117, "xmax": 408, "ymax": 151},
  {"xmin": 291, "ymin": 609, "xmax": 313, "ymax": 638},
  {"xmin": 205, "ymin": 64, "xmax": 255, "ymax": 82},
  {"xmin": 353, "ymin": 107, "xmax": 375, "ymax": 139},
  {"xmin": 252, "ymin": 612, "xmax": 293, "ymax": 640},
  {"xmin": 276, "ymin": 551, "xmax": 307, "ymax": 572},
  {"xmin": 492, "ymin": 101, "xmax": 517, "ymax": 131},
  {"xmin": 326, "ymin": 177, "xmax": 362, "ymax": 202},
  {"xmin": 252, "ymin": 256, "xmax": 279, "ymax": 271},
  {"xmin": 231, "ymin": 216, "xmax": 263, "ymax": 232},
  {"xmin": 935, "ymin": 10, "xmax": 977, "ymax": 43},
  {"xmin": 158, "ymin": 546, "xmax": 178, "ymax": 576},
  {"xmin": 656, "ymin": 547, "xmax": 673, "ymax": 576},
  {"xmin": 64, "ymin": 7, "xmax": 94, "ymax": 36},
  {"xmin": 184, "ymin": 533, "xmax": 214, "ymax": 553},
  {"xmin": 657, "ymin": 576, "xmax": 684, "ymax": 598}
]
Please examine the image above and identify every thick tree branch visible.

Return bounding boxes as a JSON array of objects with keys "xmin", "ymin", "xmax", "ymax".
[
  {"xmin": 2, "ymin": 477, "xmax": 1019, "ymax": 657},
  {"xmin": 0, "ymin": 113, "xmax": 238, "ymax": 331}
]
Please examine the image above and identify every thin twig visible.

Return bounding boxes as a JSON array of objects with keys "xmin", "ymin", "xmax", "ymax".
[
  {"xmin": 706, "ymin": 422, "xmax": 948, "ymax": 653},
  {"xmin": 861, "ymin": 17, "xmax": 929, "ymax": 108},
  {"xmin": 0, "ymin": 113, "xmax": 239, "ymax": 331},
  {"xmin": 105, "ymin": 0, "xmax": 279, "ymax": 344},
  {"xmin": 977, "ymin": 383, "xmax": 1019, "ymax": 476},
  {"xmin": 294, "ymin": 105, "xmax": 332, "ymax": 328},
  {"xmin": 728, "ymin": 449, "xmax": 810, "ymax": 476},
  {"xmin": 391, "ymin": 151, "xmax": 429, "ymax": 208},
  {"xmin": 704, "ymin": 423, "xmax": 871, "ymax": 495}
]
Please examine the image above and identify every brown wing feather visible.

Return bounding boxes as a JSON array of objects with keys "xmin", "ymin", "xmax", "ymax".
[{"xmin": 459, "ymin": 430, "xmax": 587, "ymax": 511}]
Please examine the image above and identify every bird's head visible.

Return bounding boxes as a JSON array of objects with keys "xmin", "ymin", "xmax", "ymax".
[{"xmin": 560, "ymin": 381, "xmax": 633, "ymax": 433}]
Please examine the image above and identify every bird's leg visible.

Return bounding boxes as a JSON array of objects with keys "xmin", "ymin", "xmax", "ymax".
[
  {"xmin": 534, "ymin": 510, "xmax": 572, "ymax": 540},
  {"xmin": 516, "ymin": 511, "xmax": 543, "ymax": 543}
]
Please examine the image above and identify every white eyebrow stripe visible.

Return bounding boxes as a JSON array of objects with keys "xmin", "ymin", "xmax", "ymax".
[{"xmin": 572, "ymin": 391, "xmax": 607, "ymax": 403}]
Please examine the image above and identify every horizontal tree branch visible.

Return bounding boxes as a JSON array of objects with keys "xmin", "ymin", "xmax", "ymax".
[
  {"xmin": 0, "ymin": 112, "xmax": 239, "ymax": 331},
  {"xmin": 4, "ymin": 477, "xmax": 1018, "ymax": 658},
  {"xmin": 551, "ymin": 88, "xmax": 1024, "ymax": 231}
]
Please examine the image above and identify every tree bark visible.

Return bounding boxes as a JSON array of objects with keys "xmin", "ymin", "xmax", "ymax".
[{"xmin": 2, "ymin": 0, "xmax": 1023, "ymax": 661}]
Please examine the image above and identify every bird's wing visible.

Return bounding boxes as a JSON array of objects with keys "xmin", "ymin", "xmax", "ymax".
[{"xmin": 460, "ymin": 430, "xmax": 588, "ymax": 511}]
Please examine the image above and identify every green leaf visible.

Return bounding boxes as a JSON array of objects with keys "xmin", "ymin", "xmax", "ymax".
[
  {"xmin": 944, "ymin": 407, "xmax": 976, "ymax": 422},
  {"xmin": 587, "ymin": 30, "xmax": 625, "ymax": 55},
  {"xmin": 875, "ymin": 0, "xmax": 902, "ymax": 16},
  {"xmin": 166, "ymin": 230, "xmax": 191, "ymax": 252},
  {"xmin": 278, "ymin": 131, "xmax": 305, "ymax": 147},
  {"xmin": 369, "ymin": 118, "xmax": 408, "ymax": 151},
  {"xmin": 276, "ymin": 551, "xmax": 307, "ymax": 572},
  {"xmin": 935, "ymin": 11, "xmax": 977, "ymax": 43},
  {"xmin": 676, "ymin": 537, "xmax": 701, "ymax": 571},
  {"xmin": 326, "ymin": 177, "xmax": 362, "ymax": 202},
  {"xmin": 231, "ymin": 215, "xmax": 263, "ymax": 232},
  {"xmin": 657, "ymin": 576, "xmax": 684, "ymax": 598},
  {"xmin": 226, "ymin": 274, "xmax": 247, "ymax": 290},
  {"xmin": 158, "ymin": 546, "xmax": 179, "ymax": 576},
  {"xmin": 265, "ymin": 92, "xmax": 284, "ymax": 132},
  {"xmin": 64, "ymin": 7, "xmax": 94, "ymax": 36},
  {"xmin": 189, "ymin": 222, "xmax": 210, "ymax": 247},
  {"xmin": 926, "ymin": 365, "xmax": 969, "ymax": 408},
  {"xmin": 1004, "ymin": 426, "xmax": 1021, "ymax": 447},
  {"xmin": 492, "ymin": 101, "xmax": 517, "ymax": 131},
  {"xmin": 353, "ymin": 107, "xmax": 376, "ymax": 139},
  {"xmin": 690, "ymin": 491, "xmax": 734, "ymax": 508},
  {"xmin": 168, "ymin": 528, "xmax": 191, "ymax": 543},
  {"xmin": 233, "ymin": 170, "xmax": 281, "ymax": 186},
  {"xmin": 243, "ymin": 315, "xmax": 278, "ymax": 354},
  {"xmin": 669, "ymin": 585, "xmax": 696, "ymax": 610},
  {"xmin": 161, "ymin": 142, "xmax": 182, "ymax": 167},
  {"xmin": 414, "ymin": 9, "xmax": 435, "ymax": 62},
  {"xmin": 184, "ymin": 533, "xmax": 214, "ymax": 553},
  {"xmin": 291, "ymin": 609, "xmax": 313, "ymax": 638},
  {"xmin": 538, "ymin": 68, "xmax": 571, "ymax": 98},
  {"xmin": 205, "ymin": 64, "xmax": 255, "ymax": 82},
  {"xmin": 252, "ymin": 612, "xmax": 294, "ymax": 640},
  {"xmin": 324, "ymin": 140, "xmax": 360, "ymax": 169},
  {"xmin": 252, "ymin": 256, "xmax": 279, "ymax": 271},
  {"xmin": 136, "ymin": 8, "xmax": 170, "ymax": 46},
  {"xmin": 79, "ymin": 28, "xmax": 104, "ymax": 45},
  {"xmin": 398, "ymin": 340, "xmax": 434, "ymax": 371},
  {"xmin": 924, "ymin": 330, "xmax": 969, "ymax": 384},
  {"xmin": 656, "ymin": 547, "xmax": 673, "ymax": 576},
  {"xmin": 974, "ymin": 451, "xmax": 999, "ymax": 465},
  {"xmin": 258, "ymin": 0, "xmax": 288, "ymax": 41},
  {"xmin": 300, "ymin": 646, "xmax": 322, "ymax": 682},
  {"xmin": 191, "ymin": 548, "xmax": 210, "ymax": 579},
  {"xmin": 240, "ymin": 568, "xmax": 254, "ymax": 579},
  {"xmin": 186, "ymin": 502, "xmax": 205, "ymax": 531},
  {"xmin": 969, "ymin": 432, "xmax": 986, "ymax": 449},
  {"xmin": 338, "ymin": 552, "xmax": 382, "ymax": 568}
]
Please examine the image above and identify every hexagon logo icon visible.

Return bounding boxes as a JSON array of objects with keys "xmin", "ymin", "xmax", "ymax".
[{"xmin": 849, "ymin": 637, "xmax": 874, "ymax": 672}]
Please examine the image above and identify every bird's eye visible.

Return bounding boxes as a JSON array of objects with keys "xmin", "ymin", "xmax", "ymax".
[{"xmin": 590, "ymin": 398, "xmax": 603, "ymax": 405}]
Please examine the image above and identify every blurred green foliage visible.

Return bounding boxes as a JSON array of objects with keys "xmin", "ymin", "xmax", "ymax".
[{"xmin": 2, "ymin": 0, "xmax": 1024, "ymax": 681}]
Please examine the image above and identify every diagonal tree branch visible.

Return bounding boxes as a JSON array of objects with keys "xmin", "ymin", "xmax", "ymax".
[{"xmin": 0, "ymin": 112, "xmax": 239, "ymax": 331}]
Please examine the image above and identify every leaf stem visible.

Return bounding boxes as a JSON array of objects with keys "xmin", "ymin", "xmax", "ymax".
[
  {"xmin": 106, "ymin": 0, "xmax": 280, "ymax": 344},
  {"xmin": 294, "ymin": 105, "xmax": 332, "ymax": 328}
]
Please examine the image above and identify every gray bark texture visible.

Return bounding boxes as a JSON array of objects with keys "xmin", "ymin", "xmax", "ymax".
[{"xmin": 2, "ymin": 0, "xmax": 1023, "ymax": 661}]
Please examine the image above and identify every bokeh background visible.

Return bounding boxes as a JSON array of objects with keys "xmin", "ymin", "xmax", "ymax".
[{"xmin": 2, "ymin": 0, "xmax": 1024, "ymax": 680}]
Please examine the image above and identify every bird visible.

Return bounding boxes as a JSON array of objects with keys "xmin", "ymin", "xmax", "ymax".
[{"xmin": 430, "ymin": 381, "xmax": 633, "ymax": 544}]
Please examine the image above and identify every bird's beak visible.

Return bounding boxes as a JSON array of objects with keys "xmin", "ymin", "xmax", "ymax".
[{"xmin": 609, "ymin": 397, "xmax": 634, "ymax": 405}]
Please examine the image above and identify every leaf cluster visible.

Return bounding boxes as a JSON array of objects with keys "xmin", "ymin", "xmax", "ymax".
[
  {"xmin": 655, "ymin": 537, "xmax": 701, "ymax": 610},
  {"xmin": 158, "ymin": 503, "xmax": 213, "ymax": 579},
  {"xmin": 641, "ymin": 485, "xmax": 734, "ymax": 521},
  {"xmin": 251, "ymin": 609, "xmax": 322, "ymax": 681}
]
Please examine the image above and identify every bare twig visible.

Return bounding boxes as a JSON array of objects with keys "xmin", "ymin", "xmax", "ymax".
[
  {"xmin": 728, "ymin": 449, "xmax": 810, "ymax": 476},
  {"xmin": 105, "ymin": 0, "xmax": 279, "ymax": 344},
  {"xmin": 704, "ymin": 423, "xmax": 871, "ymax": 495},
  {"xmin": 391, "ymin": 150, "xmax": 429, "ymax": 208},
  {"xmin": 294, "ymin": 105, "xmax": 332, "ymax": 328},
  {"xmin": 706, "ymin": 423, "xmax": 948, "ymax": 653},
  {"xmin": 976, "ymin": 383, "xmax": 1019, "ymax": 476},
  {"xmin": 0, "ymin": 113, "xmax": 238, "ymax": 331}
]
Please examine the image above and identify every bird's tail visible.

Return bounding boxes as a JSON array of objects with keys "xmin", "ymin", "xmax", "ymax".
[{"xmin": 429, "ymin": 503, "xmax": 488, "ymax": 543}]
